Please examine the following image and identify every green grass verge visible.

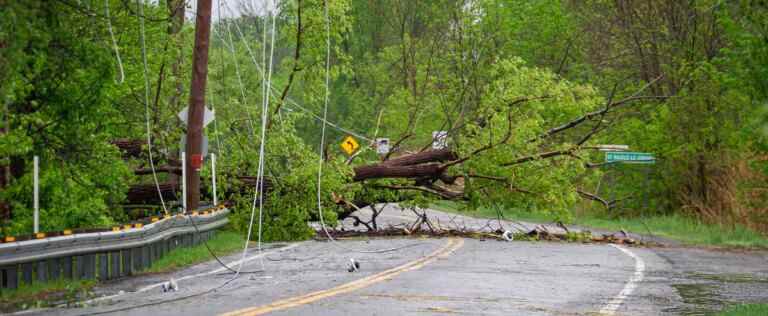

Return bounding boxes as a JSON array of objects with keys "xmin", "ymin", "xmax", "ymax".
[
  {"xmin": 718, "ymin": 304, "xmax": 768, "ymax": 315},
  {"xmin": 145, "ymin": 230, "xmax": 248, "ymax": 273},
  {"xmin": 578, "ymin": 216, "xmax": 768, "ymax": 248},
  {"xmin": 431, "ymin": 201, "xmax": 768, "ymax": 248},
  {"xmin": 0, "ymin": 279, "xmax": 96, "ymax": 312}
]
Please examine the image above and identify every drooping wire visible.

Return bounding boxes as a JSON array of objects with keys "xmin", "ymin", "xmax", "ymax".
[
  {"xmin": 105, "ymin": 0, "xmax": 125, "ymax": 84},
  {"xmin": 137, "ymin": 0, "xmax": 169, "ymax": 215},
  {"xmin": 233, "ymin": 0, "xmax": 277, "ymax": 278},
  {"xmin": 314, "ymin": 0, "xmax": 414, "ymax": 254},
  {"xmin": 218, "ymin": 0, "xmax": 372, "ymax": 142}
]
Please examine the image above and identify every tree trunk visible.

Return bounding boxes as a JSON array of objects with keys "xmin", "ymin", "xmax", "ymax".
[
  {"xmin": 381, "ymin": 149, "xmax": 457, "ymax": 166},
  {"xmin": 352, "ymin": 149, "xmax": 457, "ymax": 181},
  {"xmin": 353, "ymin": 163, "xmax": 444, "ymax": 181}
]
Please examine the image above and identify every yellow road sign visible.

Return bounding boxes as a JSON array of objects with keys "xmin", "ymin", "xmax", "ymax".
[{"xmin": 340, "ymin": 136, "xmax": 360, "ymax": 155}]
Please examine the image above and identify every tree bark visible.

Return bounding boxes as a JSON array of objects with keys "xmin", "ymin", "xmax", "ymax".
[
  {"xmin": 381, "ymin": 149, "xmax": 457, "ymax": 166},
  {"xmin": 353, "ymin": 163, "xmax": 444, "ymax": 181}
]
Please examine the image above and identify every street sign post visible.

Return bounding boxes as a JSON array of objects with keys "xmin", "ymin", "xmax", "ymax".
[
  {"xmin": 605, "ymin": 151, "xmax": 655, "ymax": 164},
  {"xmin": 340, "ymin": 135, "xmax": 360, "ymax": 155}
]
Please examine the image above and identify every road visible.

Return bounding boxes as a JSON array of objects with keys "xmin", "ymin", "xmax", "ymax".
[{"xmin": 20, "ymin": 207, "xmax": 768, "ymax": 316}]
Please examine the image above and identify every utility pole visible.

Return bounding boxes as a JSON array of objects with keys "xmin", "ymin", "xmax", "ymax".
[{"xmin": 185, "ymin": 0, "xmax": 213, "ymax": 212}]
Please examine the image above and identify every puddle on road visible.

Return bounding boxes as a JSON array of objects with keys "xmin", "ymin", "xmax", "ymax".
[
  {"xmin": 664, "ymin": 272, "xmax": 768, "ymax": 315},
  {"xmin": 665, "ymin": 283, "xmax": 725, "ymax": 315}
]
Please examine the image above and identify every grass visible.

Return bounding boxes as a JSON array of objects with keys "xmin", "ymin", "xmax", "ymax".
[
  {"xmin": 718, "ymin": 304, "xmax": 768, "ymax": 315},
  {"xmin": 145, "ymin": 230, "xmax": 248, "ymax": 273},
  {"xmin": 578, "ymin": 215, "xmax": 768, "ymax": 248},
  {"xmin": 0, "ymin": 279, "xmax": 96, "ymax": 312},
  {"xmin": 431, "ymin": 200, "xmax": 768, "ymax": 248}
]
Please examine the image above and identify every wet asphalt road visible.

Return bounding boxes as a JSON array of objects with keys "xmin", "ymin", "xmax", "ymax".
[{"xmin": 19, "ymin": 207, "xmax": 768, "ymax": 316}]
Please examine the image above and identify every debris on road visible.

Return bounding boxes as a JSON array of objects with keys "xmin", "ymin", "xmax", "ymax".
[
  {"xmin": 347, "ymin": 258, "xmax": 360, "ymax": 272},
  {"xmin": 502, "ymin": 230, "xmax": 514, "ymax": 241},
  {"xmin": 161, "ymin": 278, "xmax": 179, "ymax": 292}
]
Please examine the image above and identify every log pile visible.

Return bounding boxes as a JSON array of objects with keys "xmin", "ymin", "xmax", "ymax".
[
  {"xmin": 126, "ymin": 182, "xmax": 179, "ymax": 205},
  {"xmin": 111, "ymin": 138, "xmax": 144, "ymax": 158}
]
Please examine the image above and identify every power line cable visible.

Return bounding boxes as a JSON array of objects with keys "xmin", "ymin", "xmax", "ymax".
[
  {"xmin": 105, "ymin": 0, "xmax": 125, "ymax": 84},
  {"xmin": 314, "ymin": 0, "xmax": 415, "ymax": 254},
  {"xmin": 233, "ymin": 0, "xmax": 276, "ymax": 279},
  {"xmin": 137, "ymin": 0, "xmax": 169, "ymax": 215},
  {"xmin": 218, "ymin": 1, "xmax": 372, "ymax": 142}
]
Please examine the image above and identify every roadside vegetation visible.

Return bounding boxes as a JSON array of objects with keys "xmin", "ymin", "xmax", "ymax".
[
  {"xmin": 2, "ymin": 1, "xmax": 767, "ymax": 245},
  {"xmin": 0, "ymin": 279, "xmax": 95, "ymax": 312},
  {"xmin": 718, "ymin": 304, "xmax": 768, "ymax": 316},
  {"xmin": 432, "ymin": 201, "xmax": 768, "ymax": 248},
  {"xmin": 145, "ymin": 229, "xmax": 247, "ymax": 273}
]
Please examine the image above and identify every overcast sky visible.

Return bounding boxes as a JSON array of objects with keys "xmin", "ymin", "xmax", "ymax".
[{"xmin": 183, "ymin": 0, "xmax": 277, "ymax": 21}]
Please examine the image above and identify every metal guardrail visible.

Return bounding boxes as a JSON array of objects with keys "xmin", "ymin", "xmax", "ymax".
[{"xmin": 0, "ymin": 207, "xmax": 231, "ymax": 289}]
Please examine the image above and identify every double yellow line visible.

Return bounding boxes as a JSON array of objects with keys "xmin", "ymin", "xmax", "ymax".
[{"xmin": 223, "ymin": 237, "xmax": 464, "ymax": 316}]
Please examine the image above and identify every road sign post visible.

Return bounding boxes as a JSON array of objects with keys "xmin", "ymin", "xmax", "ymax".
[
  {"xmin": 181, "ymin": 152, "xmax": 187, "ymax": 212},
  {"xmin": 211, "ymin": 153, "xmax": 217, "ymax": 206},
  {"xmin": 33, "ymin": 155, "xmax": 39, "ymax": 234}
]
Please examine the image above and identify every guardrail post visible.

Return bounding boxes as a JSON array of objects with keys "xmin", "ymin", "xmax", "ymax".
[
  {"xmin": 62, "ymin": 256, "xmax": 73, "ymax": 279},
  {"xmin": 48, "ymin": 258, "xmax": 60, "ymax": 280},
  {"xmin": 153, "ymin": 242, "xmax": 160, "ymax": 263},
  {"xmin": 142, "ymin": 246, "xmax": 150, "ymax": 269},
  {"xmin": 85, "ymin": 254, "xmax": 96, "ymax": 279},
  {"xmin": 121, "ymin": 249, "xmax": 131, "ymax": 276},
  {"xmin": 21, "ymin": 262, "xmax": 33, "ymax": 285},
  {"xmin": 75, "ymin": 256, "xmax": 85, "ymax": 279},
  {"xmin": 4, "ymin": 266, "xmax": 18, "ymax": 289},
  {"xmin": 98, "ymin": 254, "xmax": 108, "ymax": 281},
  {"xmin": 36, "ymin": 260, "xmax": 48, "ymax": 283},
  {"xmin": 132, "ymin": 248, "xmax": 142, "ymax": 272},
  {"xmin": 110, "ymin": 251, "xmax": 120, "ymax": 279}
]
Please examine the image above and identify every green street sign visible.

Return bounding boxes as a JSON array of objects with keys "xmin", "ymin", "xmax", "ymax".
[{"xmin": 605, "ymin": 151, "xmax": 656, "ymax": 164}]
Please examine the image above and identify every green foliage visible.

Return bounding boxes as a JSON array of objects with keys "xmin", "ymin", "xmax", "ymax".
[
  {"xmin": 220, "ymin": 116, "xmax": 354, "ymax": 241},
  {"xmin": 0, "ymin": 278, "xmax": 95, "ymax": 313},
  {"xmin": 1, "ymin": 1, "xmax": 141, "ymax": 235},
  {"xmin": 3, "ymin": 0, "xmax": 768, "ymax": 239}
]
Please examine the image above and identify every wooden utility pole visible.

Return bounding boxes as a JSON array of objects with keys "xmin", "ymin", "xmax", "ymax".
[{"xmin": 185, "ymin": 0, "xmax": 213, "ymax": 211}]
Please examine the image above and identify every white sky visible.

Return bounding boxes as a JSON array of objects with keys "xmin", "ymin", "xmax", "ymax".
[{"xmin": 182, "ymin": 0, "xmax": 277, "ymax": 21}]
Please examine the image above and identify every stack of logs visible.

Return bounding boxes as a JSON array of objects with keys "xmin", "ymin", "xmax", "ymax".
[{"xmin": 114, "ymin": 139, "xmax": 271, "ymax": 205}]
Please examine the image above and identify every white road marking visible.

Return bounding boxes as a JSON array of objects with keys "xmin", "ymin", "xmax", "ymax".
[{"xmin": 599, "ymin": 244, "xmax": 646, "ymax": 315}]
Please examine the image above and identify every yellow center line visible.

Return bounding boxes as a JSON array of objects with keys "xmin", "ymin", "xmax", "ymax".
[{"xmin": 222, "ymin": 237, "xmax": 465, "ymax": 316}]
